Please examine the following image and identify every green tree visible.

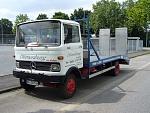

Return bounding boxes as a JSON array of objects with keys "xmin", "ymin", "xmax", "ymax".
[
  {"xmin": 13, "ymin": 14, "xmax": 30, "ymax": 34},
  {"xmin": 0, "ymin": 18, "xmax": 13, "ymax": 34},
  {"xmin": 121, "ymin": 0, "xmax": 135, "ymax": 36},
  {"xmin": 127, "ymin": 0, "xmax": 150, "ymax": 38},
  {"xmin": 90, "ymin": 0, "xmax": 123, "ymax": 36},
  {"xmin": 70, "ymin": 8, "xmax": 91, "ymax": 20},
  {"xmin": 36, "ymin": 13, "xmax": 48, "ymax": 20},
  {"xmin": 52, "ymin": 12, "xmax": 69, "ymax": 20},
  {"xmin": 70, "ymin": 8, "xmax": 91, "ymax": 34}
]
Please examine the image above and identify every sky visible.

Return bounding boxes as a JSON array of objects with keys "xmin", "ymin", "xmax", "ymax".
[{"xmin": 0, "ymin": 0, "xmax": 125, "ymax": 22}]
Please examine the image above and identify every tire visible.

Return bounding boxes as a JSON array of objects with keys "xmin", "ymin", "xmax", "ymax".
[
  {"xmin": 111, "ymin": 61, "xmax": 120, "ymax": 76},
  {"xmin": 20, "ymin": 79, "xmax": 35, "ymax": 90},
  {"xmin": 60, "ymin": 73, "xmax": 76, "ymax": 99}
]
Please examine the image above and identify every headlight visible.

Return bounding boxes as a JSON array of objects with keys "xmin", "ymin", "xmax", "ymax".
[
  {"xmin": 16, "ymin": 62, "xmax": 20, "ymax": 68},
  {"xmin": 51, "ymin": 64, "xmax": 60, "ymax": 72}
]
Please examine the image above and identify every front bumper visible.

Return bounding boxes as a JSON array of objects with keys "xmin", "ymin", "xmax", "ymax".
[{"xmin": 13, "ymin": 70, "xmax": 65, "ymax": 84}]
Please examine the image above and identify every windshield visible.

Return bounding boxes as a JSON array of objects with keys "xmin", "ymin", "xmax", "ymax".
[{"xmin": 16, "ymin": 21, "xmax": 61, "ymax": 47}]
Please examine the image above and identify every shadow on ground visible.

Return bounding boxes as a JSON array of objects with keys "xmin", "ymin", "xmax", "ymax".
[{"xmin": 25, "ymin": 68, "xmax": 136, "ymax": 106}]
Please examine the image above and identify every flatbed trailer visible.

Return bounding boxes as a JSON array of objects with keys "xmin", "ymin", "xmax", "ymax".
[
  {"xmin": 76, "ymin": 17, "xmax": 129, "ymax": 78},
  {"xmin": 13, "ymin": 18, "xmax": 129, "ymax": 98}
]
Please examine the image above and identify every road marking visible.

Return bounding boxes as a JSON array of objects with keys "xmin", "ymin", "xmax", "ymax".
[
  {"xmin": 138, "ymin": 62, "xmax": 150, "ymax": 70},
  {"xmin": 55, "ymin": 70, "xmax": 137, "ymax": 113}
]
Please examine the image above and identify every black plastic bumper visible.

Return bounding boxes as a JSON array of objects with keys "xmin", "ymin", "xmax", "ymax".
[{"xmin": 13, "ymin": 70, "xmax": 65, "ymax": 84}]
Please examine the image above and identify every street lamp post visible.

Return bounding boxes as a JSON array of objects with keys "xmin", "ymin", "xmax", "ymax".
[
  {"xmin": 1, "ymin": 19, "xmax": 3, "ymax": 45},
  {"xmin": 146, "ymin": 30, "xmax": 148, "ymax": 47},
  {"xmin": 146, "ymin": 21, "xmax": 150, "ymax": 47},
  {"xmin": 83, "ymin": 11, "xmax": 85, "ymax": 35},
  {"xmin": 146, "ymin": 29, "xmax": 150, "ymax": 47}
]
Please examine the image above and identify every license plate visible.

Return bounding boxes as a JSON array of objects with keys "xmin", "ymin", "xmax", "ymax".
[{"xmin": 27, "ymin": 80, "xmax": 38, "ymax": 85}]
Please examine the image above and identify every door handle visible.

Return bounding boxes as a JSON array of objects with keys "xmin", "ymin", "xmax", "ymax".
[
  {"xmin": 79, "ymin": 46, "xmax": 82, "ymax": 48},
  {"xmin": 67, "ymin": 47, "xmax": 70, "ymax": 49}
]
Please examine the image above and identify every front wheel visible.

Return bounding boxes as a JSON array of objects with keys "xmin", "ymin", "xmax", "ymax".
[
  {"xmin": 60, "ymin": 74, "xmax": 76, "ymax": 99},
  {"xmin": 20, "ymin": 79, "xmax": 35, "ymax": 90}
]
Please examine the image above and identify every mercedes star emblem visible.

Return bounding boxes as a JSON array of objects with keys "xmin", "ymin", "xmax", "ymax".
[{"xmin": 30, "ymin": 62, "xmax": 36, "ymax": 70}]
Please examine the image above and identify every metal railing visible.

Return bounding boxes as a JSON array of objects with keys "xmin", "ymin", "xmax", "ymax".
[
  {"xmin": 1, "ymin": 34, "xmax": 143, "ymax": 53},
  {"xmin": 83, "ymin": 37, "xmax": 143, "ymax": 55},
  {"xmin": 0, "ymin": 34, "xmax": 15, "ymax": 45},
  {"xmin": 128, "ymin": 40, "xmax": 143, "ymax": 53}
]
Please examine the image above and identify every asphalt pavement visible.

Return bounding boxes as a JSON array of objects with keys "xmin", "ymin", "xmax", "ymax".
[
  {"xmin": 1, "ymin": 54, "xmax": 150, "ymax": 113},
  {"xmin": 0, "ymin": 46, "xmax": 15, "ymax": 76},
  {"xmin": 0, "ymin": 48, "xmax": 150, "ymax": 93},
  {"xmin": 0, "ymin": 75, "xmax": 20, "ymax": 93}
]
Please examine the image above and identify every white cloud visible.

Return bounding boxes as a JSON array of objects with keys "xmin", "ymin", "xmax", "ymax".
[
  {"xmin": 0, "ymin": 0, "xmax": 125, "ymax": 22},
  {"xmin": 0, "ymin": 8, "xmax": 18, "ymax": 22},
  {"xmin": 0, "ymin": 9, "xmax": 10, "ymax": 14}
]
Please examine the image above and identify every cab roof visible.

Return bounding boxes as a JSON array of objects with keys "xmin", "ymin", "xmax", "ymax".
[{"xmin": 18, "ymin": 19, "xmax": 79, "ymax": 26}]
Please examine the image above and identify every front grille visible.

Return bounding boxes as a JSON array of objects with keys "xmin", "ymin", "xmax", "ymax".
[{"xmin": 17, "ymin": 60, "xmax": 59, "ymax": 71}]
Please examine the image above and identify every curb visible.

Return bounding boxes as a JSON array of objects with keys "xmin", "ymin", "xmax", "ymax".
[
  {"xmin": 0, "ymin": 86, "xmax": 21, "ymax": 94},
  {"xmin": 0, "ymin": 74, "xmax": 13, "ymax": 77},
  {"xmin": 129, "ymin": 51, "xmax": 150, "ymax": 59},
  {"xmin": 0, "ymin": 75, "xmax": 20, "ymax": 94}
]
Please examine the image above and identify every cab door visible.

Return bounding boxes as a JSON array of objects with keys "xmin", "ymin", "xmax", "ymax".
[{"xmin": 64, "ymin": 24, "xmax": 83, "ymax": 68}]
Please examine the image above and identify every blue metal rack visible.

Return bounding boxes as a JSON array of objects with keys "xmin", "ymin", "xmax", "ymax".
[
  {"xmin": 75, "ymin": 17, "xmax": 129, "ymax": 76},
  {"xmin": 74, "ymin": 17, "xmax": 101, "ymax": 75}
]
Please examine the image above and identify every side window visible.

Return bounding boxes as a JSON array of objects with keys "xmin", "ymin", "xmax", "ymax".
[
  {"xmin": 64, "ymin": 24, "xmax": 80, "ymax": 43},
  {"xmin": 72, "ymin": 26, "xmax": 80, "ymax": 43}
]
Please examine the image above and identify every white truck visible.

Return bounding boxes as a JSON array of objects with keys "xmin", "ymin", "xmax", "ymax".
[{"xmin": 13, "ymin": 18, "xmax": 129, "ymax": 98}]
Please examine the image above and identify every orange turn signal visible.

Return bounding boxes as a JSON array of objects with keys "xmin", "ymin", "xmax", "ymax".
[
  {"xmin": 58, "ymin": 56, "xmax": 64, "ymax": 60},
  {"xmin": 12, "ymin": 54, "xmax": 15, "ymax": 58}
]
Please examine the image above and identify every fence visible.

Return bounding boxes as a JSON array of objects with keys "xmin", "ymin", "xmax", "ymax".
[
  {"xmin": 110, "ymin": 37, "xmax": 143, "ymax": 54},
  {"xmin": 0, "ymin": 34, "xmax": 15, "ymax": 44},
  {"xmin": 83, "ymin": 37, "xmax": 143, "ymax": 55},
  {"xmin": 1, "ymin": 34, "xmax": 143, "ymax": 53},
  {"xmin": 128, "ymin": 40, "xmax": 143, "ymax": 53}
]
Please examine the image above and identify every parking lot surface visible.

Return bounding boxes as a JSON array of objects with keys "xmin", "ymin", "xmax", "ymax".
[{"xmin": 0, "ymin": 46, "xmax": 15, "ymax": 76}]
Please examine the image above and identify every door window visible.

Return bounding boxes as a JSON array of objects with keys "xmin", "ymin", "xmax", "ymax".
[{"xmin": 64, "ymin": 24, "xmax": 80, "ymax": 43}]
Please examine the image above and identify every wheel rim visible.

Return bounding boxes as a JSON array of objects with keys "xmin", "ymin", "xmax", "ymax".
[
  {"xmin": 115, "ymin": 64, "xmax": 120, "ymax": 74},
  {"xmin": 67, "ymin": 79, "xmax": 75, "ymax": 94}
]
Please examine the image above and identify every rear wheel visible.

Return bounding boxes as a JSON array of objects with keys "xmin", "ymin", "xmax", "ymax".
[
  {"xmin": 111, "ymin": 61, "xmax": 120, "ymax": 76},
  {"xmin": 20, "ymin": 79, "xmax": 35, "ymax": 90},
  {"xmin": 60, "ymin": 73, "xmax": 76, "ymax": 99}
]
